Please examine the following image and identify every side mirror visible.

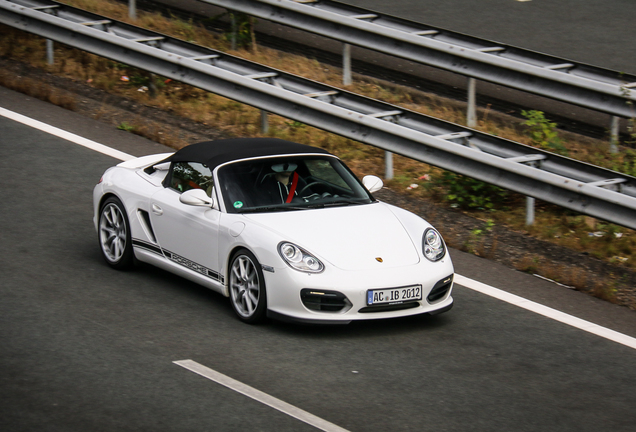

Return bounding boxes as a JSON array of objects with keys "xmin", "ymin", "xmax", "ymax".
[
  {"xmin": 180, "ymin": 188, "xmax": 215, "ymax": 208},
  {"xmin": 362, "ymin": 175, "xmax": 383, "ymax": 193}
]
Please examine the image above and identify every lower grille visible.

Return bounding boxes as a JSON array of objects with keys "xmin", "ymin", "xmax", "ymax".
[
  {"xmin": 300, "ymin": 289, "xmax": 351, "ymax": 312},
  {"xmin": 358, "ymin": 302, "xmax": 420, "ymax": 313},
  {"xmin": 427, "ymin": 275, "xmax": 454, "ymax": 303}
]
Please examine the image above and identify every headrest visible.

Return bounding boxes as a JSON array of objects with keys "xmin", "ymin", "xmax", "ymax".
[{"xmin": 271, "ymin": 162, "xmax": 298, "ymax": 173}]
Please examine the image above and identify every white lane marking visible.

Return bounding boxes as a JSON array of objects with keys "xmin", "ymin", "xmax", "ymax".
[
  {"xmin": 4, "ymin": 108, "xmax": 635, "ymax": 351},
  {"xmin": 173, "ymin": 359, "xmax": 351, "ymax": 432},
  {"xmin": 455, "ymin": 274, "xmax": 636, "ymax": 350},
  {"xmin": 0, "ymin": 107, "xmax": 134, "ymax": 161}
]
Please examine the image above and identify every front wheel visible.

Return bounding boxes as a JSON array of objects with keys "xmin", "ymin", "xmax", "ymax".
[
  {"xmin": 228, "ymin": 249, "xmax": 267, "ymax": 324},
  {"xmin": 98, "ymin": 196, "xmax": 134, "ymax": 269}
]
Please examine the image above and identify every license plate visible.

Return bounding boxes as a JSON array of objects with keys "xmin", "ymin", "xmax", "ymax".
[{"xmin": 367, "ymin": 285, "xmax": 422, "ymax": 306}]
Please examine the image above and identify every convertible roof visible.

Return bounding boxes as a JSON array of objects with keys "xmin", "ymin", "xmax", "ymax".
[{"xmin": 165, "ymin": 138, "xmax": 331, "ymax": 170}]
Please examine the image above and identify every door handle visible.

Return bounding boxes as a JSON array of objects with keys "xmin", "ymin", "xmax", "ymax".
[{"xmin": 152, "ymin": 204, "xmax": 163, "ymax": 216}]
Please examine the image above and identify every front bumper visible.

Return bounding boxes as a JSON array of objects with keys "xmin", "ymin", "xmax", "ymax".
[
  {"xmin": 262, "ymin": 257, "xmax": 455, "ymax": 324},
  {"xmin": 267, "ymin": 298, "xmax": 453, "ymax": 325}
]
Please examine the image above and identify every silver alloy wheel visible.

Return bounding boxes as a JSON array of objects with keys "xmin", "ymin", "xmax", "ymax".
[
  {"xmin": 229, "ymin": 255, "xmax": 261, "ymax": 318},
  {"xmin": 100, "ymin": 202, "xmax": 128, "ymax": 263}
]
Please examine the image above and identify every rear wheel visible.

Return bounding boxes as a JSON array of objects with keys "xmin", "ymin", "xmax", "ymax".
[
  {"xmin": 228, "ymin": 249, "xmax": 267, "ymax": 324},
  {"xmin": 98, "ymin": 196, "xmax": 134, "ymax": 269}
]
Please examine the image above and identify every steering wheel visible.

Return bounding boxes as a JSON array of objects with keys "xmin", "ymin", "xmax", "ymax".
[{"xmin": 299, "ymin": 181, "xmax": 328, "ymax": 195}]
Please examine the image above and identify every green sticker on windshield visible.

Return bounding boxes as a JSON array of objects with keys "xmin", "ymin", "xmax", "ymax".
[{"xmin": 233, "ymin": 201, "xmax": 244, "ymax": 209}]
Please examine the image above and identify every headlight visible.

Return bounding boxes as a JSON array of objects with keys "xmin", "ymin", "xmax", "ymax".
[
  {"xmin": 278, "ymin": 242, "xmax": 324, "ymax": 273},
  {"xmin": 422, "ymin": 228, "xmax": 446, "ymax": 262}
]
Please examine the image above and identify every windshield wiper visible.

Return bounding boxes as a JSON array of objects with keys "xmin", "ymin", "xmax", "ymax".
[
  {"xmin": 240, "ymin": 199, "xmax": 368, "ymax": 212},
  {"xmin": 240, "ymin": 205, "xmax": 307, "ymax": 213},
  {"xmin": 306, "ymin": 199, "xmax": 367, "ymax": 209}
]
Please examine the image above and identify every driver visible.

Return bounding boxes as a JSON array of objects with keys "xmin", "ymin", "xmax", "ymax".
[{"xmin": 259, "ymin": 162, "xmax": 306, "ymax": 204}]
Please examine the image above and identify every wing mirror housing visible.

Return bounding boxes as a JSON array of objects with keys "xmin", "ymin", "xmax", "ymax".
[
  {"xmin": 180, "ymin": 188, "xmax": 216, "ymax": 208},
  {"xmin": 362, "ymin": 175, "xmax": 383, "ymax": 193}
]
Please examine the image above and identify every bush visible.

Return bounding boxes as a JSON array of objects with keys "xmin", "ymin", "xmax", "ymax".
[
  {"xmin": 522, "ymin": 110, "xmax": 568, "ymax": 155},
  {"xmin": 436, "ymin": 171, "xmax": 509, "ymax": 210}
]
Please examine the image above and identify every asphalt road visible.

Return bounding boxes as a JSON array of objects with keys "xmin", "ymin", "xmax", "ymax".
[
  {"xmin": 342, "ymin": 0, "xmax": 636, "ymax": 74},
  {"xmin": 148, "ymin": 0, "xmax": 636, "ymax": 73},
  {"xmin": 2, "ymin": 88, "xmax": 636, "ymax": 431}
]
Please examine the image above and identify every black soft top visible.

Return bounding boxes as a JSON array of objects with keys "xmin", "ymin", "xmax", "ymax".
[{"xmin": 165, "ymin": 138, "xmax": 331, "ymax": 170}]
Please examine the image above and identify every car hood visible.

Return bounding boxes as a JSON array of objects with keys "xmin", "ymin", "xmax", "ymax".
[{"xmin": 243, "ymin": 202, "xmax": 421, "ymax": 270}]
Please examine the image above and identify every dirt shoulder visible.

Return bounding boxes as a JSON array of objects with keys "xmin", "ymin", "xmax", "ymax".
[{"xmin": 2, "ymin": 56, "xmax": 635, "ymax": 310}]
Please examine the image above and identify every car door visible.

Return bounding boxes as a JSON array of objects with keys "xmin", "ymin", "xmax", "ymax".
[{"xmin": 149, "ymin": 161, "xmax": 222, "ymax": 284}]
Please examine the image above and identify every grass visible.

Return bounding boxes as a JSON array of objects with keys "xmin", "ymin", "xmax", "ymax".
[{"xmin": 0, "ymin": 0, "xmax": 634, "ymax": 282}]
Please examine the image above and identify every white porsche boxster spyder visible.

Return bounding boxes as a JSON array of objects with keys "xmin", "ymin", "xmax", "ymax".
[{"xmin": 94, "ymin": 138, "xmax": 454, "ymax": 324}]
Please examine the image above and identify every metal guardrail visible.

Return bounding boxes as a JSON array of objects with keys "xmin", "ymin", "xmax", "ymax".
[
  {"xmin": 199, "ymin": 0, "xmax": 636, "ymax": 119},
  {"xmin": 2, "ymin": 0, "xmax": 636, "ymax": 229}
]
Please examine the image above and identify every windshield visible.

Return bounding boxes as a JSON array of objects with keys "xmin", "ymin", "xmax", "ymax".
[{"xmin": 218, "ymin": 155, "xmax": 375, "ymax": 213}]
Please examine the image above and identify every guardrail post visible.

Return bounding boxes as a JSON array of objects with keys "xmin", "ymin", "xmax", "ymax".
[
  {"xmin": 230, "ymin": 13, "xmax": 237, "ymax": 50},
  {"xmin": 260, "ymin": 110, "xmax": 269, "ymax": 134},
  {"xmin": 46, "ymin": 39, "xmax": 54, "ymax": 65},
  {"xmin": 526, "ymin": 196, "xmax": 535, "ymax": 226},
  {"xmin": 384, "ymin": 151, "xmax": 393, "ymax": 180},
  {"xmin": 610, "ymin": 116, "xmax": 620, "ymax": 153},
  {"xmin": 148, "ymin": 73, "xmax": 157, "ymax": 98},
  {"xmin": 343, "ymin": 43, "xmax": 352, "ymax": 85},
  {"xmin": 128, "ymin": 0, "xmax": 136, "ymax": 20},
  {"xmin": 467, "ymin": 78, "xmax": 477, "ymax": 127}
]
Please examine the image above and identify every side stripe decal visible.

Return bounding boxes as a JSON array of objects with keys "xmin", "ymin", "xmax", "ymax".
[
  {"xmin": 132, "ymin": 239, "xmax": 163, "ymax": 255},
  {"xmin": 133, "ymin": 239, "xmax": 224, "ymax": 284}
]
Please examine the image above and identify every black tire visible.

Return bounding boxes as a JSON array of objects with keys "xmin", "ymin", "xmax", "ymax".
[
  {"xmin": 228, "ymin": 249, "xmax": 267, "ymax": 324},
  {"xmin": 98, "ymin": 196, "xmax": 134, "ymax": 269}
]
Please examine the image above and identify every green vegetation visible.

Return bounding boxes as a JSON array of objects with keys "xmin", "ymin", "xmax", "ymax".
[
  {"xmin": 117, "ymin": 122, "xmax": 135, "ymax": 132},
  {"xmin": 521, "ymin": 110, "xmax": 568, "ymax": 155},
  {"xmin": 435, "ymin": 172, "xmax": 509, "ymax": 211}
]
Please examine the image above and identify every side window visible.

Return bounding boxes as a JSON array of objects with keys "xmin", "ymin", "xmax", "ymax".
[{"xmin": 170, "ymin": 162, "xmax": 214, "ymax": 197}]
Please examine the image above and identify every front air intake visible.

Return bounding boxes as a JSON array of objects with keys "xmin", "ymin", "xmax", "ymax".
[
  {"xmin": 427, "ymin": 275, "xmax": 454, "ymax": 303},
  {"xmin": 300, "ymin": 289, "xmax": 351, "ymax": 312}
]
